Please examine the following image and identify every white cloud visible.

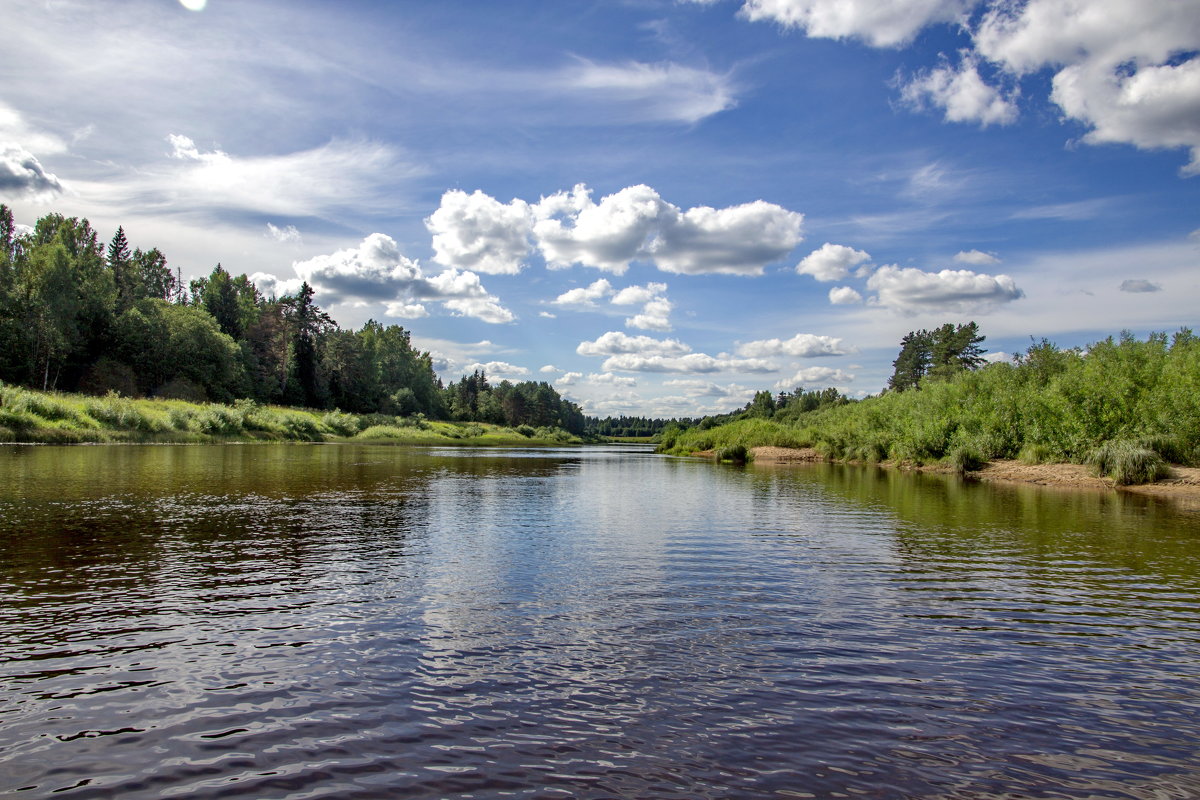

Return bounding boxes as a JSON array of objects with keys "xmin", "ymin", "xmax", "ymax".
[
  {"xmin": 663, "ymin": 379, "xmax": 754, "ymax": 399},
  {"xmin": 0, "ymin": 144, "xmax": 64, "ymax": 201},
  {"xmin": 557, "ymin": 371, "xmax": 583, "ymax": 385},
  {"xmin": 731, "ymin": 0, "xmax": 1200, "ymax": 173},
  {"xmin": 256, "ymin": 233, "xmax": 516, "ymax": 324},
  {"xmin": 532, "ymin": 184, "xmax": 802, "ymax": 275},
  {"xmin": 651, "ymin": 200, "xmax": 805, "ymax": 275},
  {"xmin": 266, "ymin": 223, "xmax": 302, "ymax": 244},
  {"xmin": 736, "ymin": 0, "xmax": 973, "ymax": 47},
  {"xmin": 539, "ymin": 311, "xmax": 557, "ymax": 319},
  {"xmin": 1119, "ymin": 279, "xmax": 1162, "ymax": 293},
  {"xmin": 466, "ymin": 361, "xmax": 529, "ymax": 378},
  {"xmin": 601, "ymin": 353, "xmax": 778, "ymax": 374},
  {"xmin": 587, "ymin": 372, "xmax": 638, "ymax": 387},
  {"xmin": 736, "ymin": 332, "xmax": 856, "ymax": 358},
  {"xmin": 552, "ymin": 278, "xmax": 614, "ymax": 306},
  {"xmin": 576, "ymin": 331, "xmax": 692, "ymax": 357},
  {"xmin": 124, "ymin": 134, "xmax": 417, "ymax": 218},
  {"xmin": 866, "ymin": 264, "xmax": 1024, "ymax": 313},
  {"xmin": 611, "ymin": 281, "xmax": 668, "ymax": 305},
  {"xmin": 900, "ymin": 54, "xmax": 1019, "ymax": 127},
  {"xmin": 774, "ymin": 366, "xmax": 855, "ymax": 389},
  {"xmin": 797, "ymin": 242, "xmax": 871, "ymax": 281},
  {"xmin": 982, "ymin": 351, "xmax": 1011, "ymax": 364},
  {"xmin": 426, "ymin": 189, "xmax": 532, "ymax": 275},
  {"xmin": 384, "ymin": 301, "xmax": 429, "ymax": 319},
  {"xmin": 539, "ymin": 365, "xmax": 559, "ymax": 374},
  {"xmin": 954, "ymin": 249, "xmax": 1001, "ymax": 265},
  {"xmin": 562, "ymin": 59, "xmax": 738, "ymax": 124},
  {"xmin": 626, "ymin": 296, "xmax": 674, "ymax": 332},
  {"xmin": 829, "ymin": 286, "xmax": 864, "ymax": 305}
]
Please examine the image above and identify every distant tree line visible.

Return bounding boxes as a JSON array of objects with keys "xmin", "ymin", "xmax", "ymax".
[
  {"xmin": 585, "ymin": 415, "xmax": 693, "ymax": 438},
  {"xmin": 0, "ymin": 205, "xmax": 580, "ymax": 429}
]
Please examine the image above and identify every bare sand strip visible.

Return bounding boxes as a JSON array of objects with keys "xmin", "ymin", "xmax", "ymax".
[{"xmin": 743, "ymin": 446, "xmax": 1200, "ymax": 506}]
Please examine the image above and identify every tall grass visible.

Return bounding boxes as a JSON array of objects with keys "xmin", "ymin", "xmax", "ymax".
[{"xmin": 0, "ymin": 381, "xmax": 584, "ymax": 446}]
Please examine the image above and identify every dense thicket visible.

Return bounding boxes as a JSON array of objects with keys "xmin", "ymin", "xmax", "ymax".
[
  {"xmin": 663, "ymin": 329, "xmax": 1200, "ymax": 475},
  {"xmin": 0, "ymin": 206, "xmax": 581, "ymax": 430}
]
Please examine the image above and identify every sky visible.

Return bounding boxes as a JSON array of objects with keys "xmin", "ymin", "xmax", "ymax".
[{"xmin": 2, "ymin": 0, "xmax": 1197, "ymax": 418}]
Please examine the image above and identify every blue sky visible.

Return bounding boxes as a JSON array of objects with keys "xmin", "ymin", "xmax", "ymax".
[{"xmin": 2, "ymin": 0, "xmax": 1197, "ymax": 417}]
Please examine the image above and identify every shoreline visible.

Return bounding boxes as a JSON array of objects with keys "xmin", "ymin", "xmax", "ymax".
[{"xmin": 743, "ymin": 446, "xmax": 1200, "ymax": 505}]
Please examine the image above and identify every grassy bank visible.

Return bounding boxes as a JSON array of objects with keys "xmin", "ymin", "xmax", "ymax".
[
  {"xmin": 660, "ymin": 331, "xmax": 1200, "ymax": 485},
  {"xmin": 0, "ymin": 383, "xmax": 585, "ymax": 447}
]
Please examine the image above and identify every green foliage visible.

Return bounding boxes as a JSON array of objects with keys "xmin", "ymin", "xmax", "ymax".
[
  {"xmin": 664, "ymin": 330, "xmax": 1197, "ymax": 486},
  {"xmin": 1086, "ymin": 441, "xmax": 1170, "ymax": 486},
  {"xmin": 84, "ymin": 391, "xmax": 163, "ymax": 432},
  {"xmin": 946, "ymin": 444, "xmax": 987, "ymax": 473},
  {"xmin": 715, "ymin": 444, "xmax": 750, "ymax": 464},
  {"xmin": 321, "ymin": 410, "xmax": 361, "ymax": 437}
]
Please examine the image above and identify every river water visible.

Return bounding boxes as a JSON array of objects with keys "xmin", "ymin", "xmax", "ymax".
[{"xmin": 1, "ymin": 443, "xmax": 1199, "ymax": 799}]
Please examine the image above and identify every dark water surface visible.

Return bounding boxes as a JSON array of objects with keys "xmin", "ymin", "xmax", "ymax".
[{"xmin": 2, "ymin": 444, "xmax": 1199, "ymax": 799}]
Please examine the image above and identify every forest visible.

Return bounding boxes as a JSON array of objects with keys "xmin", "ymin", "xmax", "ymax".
[{"xmin": 0, "ymin": 205, "xmax": 585, "ymax": 435}]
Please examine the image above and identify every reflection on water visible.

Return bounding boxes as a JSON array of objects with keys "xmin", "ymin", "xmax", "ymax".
[{"xmin": 1, "ymin": 444, "xmax": 1199, "ymax": 799}]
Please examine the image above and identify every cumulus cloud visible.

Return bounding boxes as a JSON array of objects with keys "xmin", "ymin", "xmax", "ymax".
[
  {"xmin": 539, "ymin": 311, "xmax": 557, "ymax": 319},
  {"xmin": 900, "ymin": 54, "xmax": 1019, "ymax": 127},
  {"xmin": 576, "ymin": 331, "xmax": 692, "ymax": 357},
  {"xmin": 774, "ymin": 366, "xmax": 855, "ymax": 389},
  {"xmin": 735, "ymin": 0, "xmax": 971, "ymax": 47},
  {"xmin": 0, "ymin": 144, "xmax": 64, "ymax": 201},
  {"xmin": 601, "ymin": 353, "xmax": 778, "ymax": 374},
  {"xmin": 587, "ymin": 372, "xmax": 638, "ymax": 387},
  {"xmin": 1119, "ymin": 279, "xmax": 1162, "ymax": 293},
  {"xmin": 724, "ymin": 0, "xmax": 1200, "ymax": 173},
  {"xmin": 466, "ymin": 361, "xmax": 529, "ymax": 378},
  {"xmin": 627, "ymin": 296, "xmax": 674, "ymax": 332},
  {"xmin": 736, "ymin": 332, "xmax": 856, "ymax": 358},
  {"xmin": 829, "ymin": 286, "xmax": 864, "ymax": 305},
  {"xmin": 866, "ymin": 264, "xmax": 1024, "ymax": 313},
  {"xmin": 553, "ymin": 278, "xmax": 614, "ymax": 306},
  {"xmin": 266, "ymin": 223, "xmax": 302, "ymax": 243},
  {"xmin": 797, "ymin": 242, "xmax": 872, "ymax": 281},
  {"xmin": 663, "ymin": 379, "xmax": 754, "ymax": 398},
  {"xmin": 256, "ymin": 233, "xmax": 516, "ymax": 324},
  {"xmin": 540, "ymin": 364, "xmax": 559, "ymax": 374},
  {"xmin": 611, "ymin": 281, "xmax": 668, "ymax": 305},
  {"xmin": 954, "ymin": 249, "xmax": 1001, "ymax": 265},
  {"xmin": 426, "ymin": 189, "xmax": 532, "ymax": 274},
  {"xmin": 557, "ymin": 371, "xmax": 583, "ymax": 385},
  {"xmin": 532, "ymin": 184, "xmax": 803, "ymax": 275}
]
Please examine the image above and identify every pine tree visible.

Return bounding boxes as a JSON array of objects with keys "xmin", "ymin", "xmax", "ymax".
[{"xmin": 107, "ymin": 226, "xmax": 133, "ymax": 311}]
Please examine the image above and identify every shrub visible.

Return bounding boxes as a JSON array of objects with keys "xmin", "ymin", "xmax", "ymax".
[
  {"xmin": 281, "ymin": 413, "xmax": 321, "ymax": 440},
  {"xmin": 322, "ymin": 410, "xmax": 361, "ymax": 437},
  {"xmin": 1086, "ymin": 441, "xmax": 1170, "ymax": 485},
  {"xmin": 194, "ymin": 405, "xmax": 243, "ymax": 436},
  {"xmin": 946, "ymin": 444, "xmax": 986, "ymax": 473},
  {"xmin": 516, "ymin": 424, "xmax": 536, "ymax": 438},
  {"xmin": 84, "ymin": 391, "xmax": 161, "ymax": 432},
  {"xmin": 715, "ymin": 444, "xmax": 750, "ymax": 464},
  {"xmin": 357, "ymin": 425, "xmax": 410, "ymax": 439}
]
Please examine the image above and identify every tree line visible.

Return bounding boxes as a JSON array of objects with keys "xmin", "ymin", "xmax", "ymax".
[{"xmin": 0, "ymin": 205, "xmax": 582, "ymax": 431}]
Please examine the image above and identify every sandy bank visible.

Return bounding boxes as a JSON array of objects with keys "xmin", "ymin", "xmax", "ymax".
[{"xmin": 743, "ymin": 446, "xmax": 1200, "ymax": 505}]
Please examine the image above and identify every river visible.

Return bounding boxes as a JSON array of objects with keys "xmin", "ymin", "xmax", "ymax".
[{"xmin": 2, "ymin": 443, "xmax": 1199, "ymax": 799}]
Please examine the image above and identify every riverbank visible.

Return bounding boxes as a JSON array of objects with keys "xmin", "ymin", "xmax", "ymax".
[
  {"xmin": 0, "ymin": 384, "xmax": 584, "ymax": 447},
  {"xmin": 743, "ymin": 446, "xmax": 1200, "ymax": 504}
]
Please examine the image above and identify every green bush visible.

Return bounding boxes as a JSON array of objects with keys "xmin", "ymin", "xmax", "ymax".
[
  {"xmin": 516, "ymin": 424, "xmax": 536, "ymax": 438},
  {"xmin": 1086, "ymin": 441, "xmax": 1170, "ymax": 485},
  {"xmin": 281, "ymin": 412, "xmax": 321, "ymax": 440},
  {"xmin": 322, "ymin": 410, "xmax": 361, "ymax": 437},
  {"xmin": 946, "ymin": 444, "xmax": 986, "ymax": 473},
  {"xmin": 1018, "ymin": 443, "xmax": 1055, "ymax": 464},
  {"xmin": 84, "ymin": 391, "xmax": 162, "ymax": 432},
  {"xmin": 715, "ymin": 444, "xmax": 750, "ymax": 464}
]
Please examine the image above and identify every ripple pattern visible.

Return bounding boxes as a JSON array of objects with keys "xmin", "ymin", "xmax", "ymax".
[{"xmin": 1, "ymin": 444, "xmax": 1199, "ymax": 798}]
